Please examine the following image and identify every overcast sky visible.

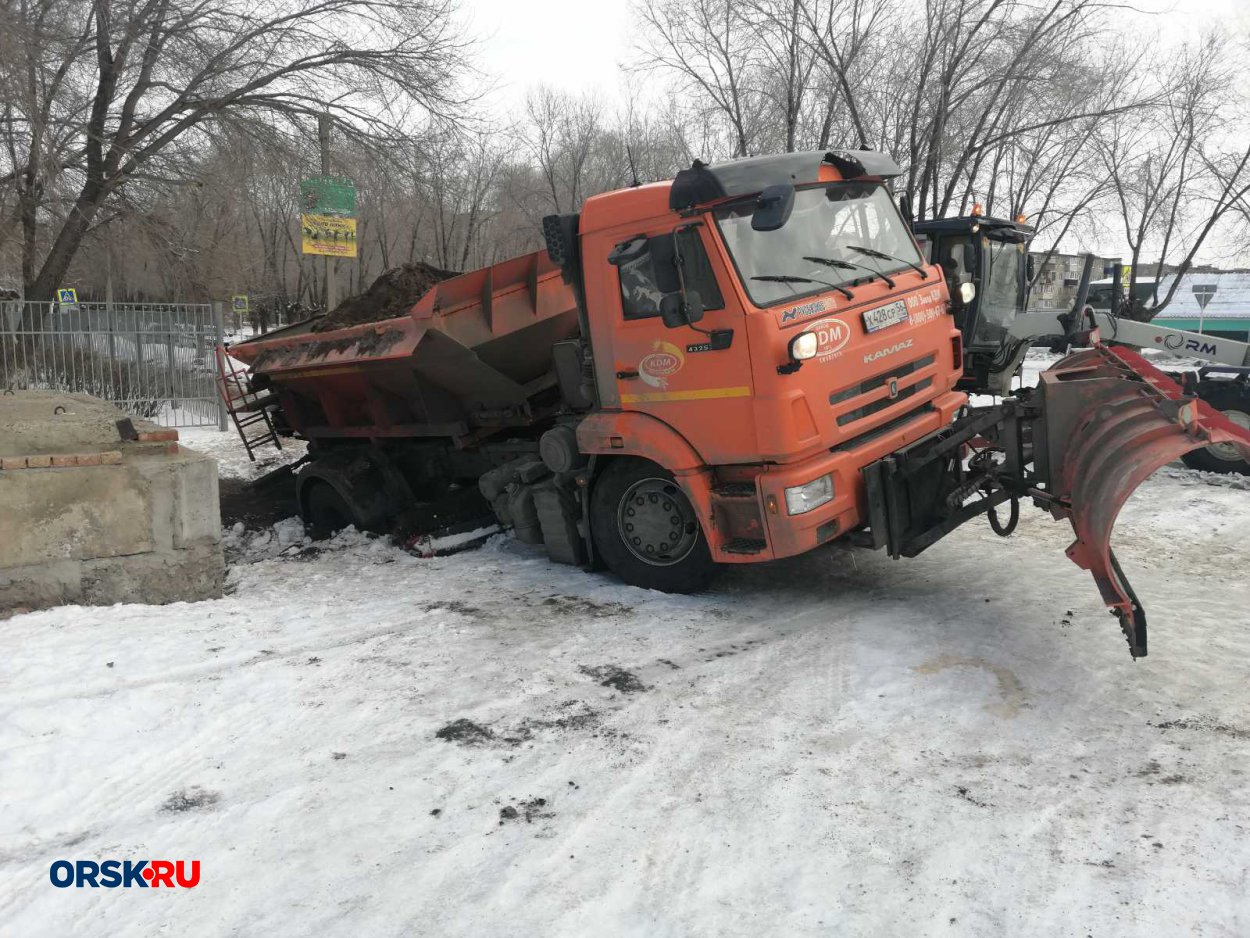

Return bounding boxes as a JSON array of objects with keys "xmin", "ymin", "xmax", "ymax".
[
  {"xmin": 463, "ymin": 0, "xmax": 1248, "ymax": 264},
  {"xmin": 465, "ymin": 0, "xmax": 1247, "ymax": 114}
]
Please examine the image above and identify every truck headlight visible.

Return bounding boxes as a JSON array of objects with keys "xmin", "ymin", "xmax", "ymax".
[
  {"xmin": 960, "ymin": 282, "xmax": 976, "ymax": 304},
  {"xmin": 784, "ymin": 474, "xmax": 834, "ymax": 515},
  {"xmin": 789, "ymin": 331, "xmax": 818, "ymax": 361}
]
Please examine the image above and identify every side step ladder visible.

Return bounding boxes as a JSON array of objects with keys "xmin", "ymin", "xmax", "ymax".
[{"xmin": 214, "ymin": 345, "xmax": 284, "ymax": 462}]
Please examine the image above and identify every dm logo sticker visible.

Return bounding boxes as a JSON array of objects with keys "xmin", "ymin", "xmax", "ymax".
[
  {"xmin": 638, "ymin": 341, "xmax": 686, "ymax": 388},
  {"xmin": 809, "ymin": 317, "xmax": 851, "ymax": 360}
]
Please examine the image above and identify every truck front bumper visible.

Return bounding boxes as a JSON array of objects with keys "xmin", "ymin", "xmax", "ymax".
[{"xmin": 736, "ymin": 391, "xmax": 966, "ymax": 562}]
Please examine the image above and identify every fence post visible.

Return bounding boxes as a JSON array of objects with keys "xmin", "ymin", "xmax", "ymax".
[{"xmin": 213, "ymin": 301, "xmax": 228, "ymax": 431}]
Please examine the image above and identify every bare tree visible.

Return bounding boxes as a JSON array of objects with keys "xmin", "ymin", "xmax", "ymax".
[
  {"xmin": 1097, "ymin": 34, "xmax": 1250, "ymax": 316},
  {"xmin": 0, "ymin": 0, "xmax": 473, "ymax": 299},
  {"xmin": 633, "ymin": 0, "xmax": 769, "ymax": 157}
]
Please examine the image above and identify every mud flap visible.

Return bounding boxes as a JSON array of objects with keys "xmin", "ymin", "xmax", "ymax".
[{"xmin": 1036, "ymin": 345, "xmax": 1250, "ymax": 657}]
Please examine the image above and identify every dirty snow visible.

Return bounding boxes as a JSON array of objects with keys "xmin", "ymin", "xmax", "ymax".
[
  {"xmin": 3, "ymin": 411, "xmax": 1250, "ymax": 936},
  {"xmin": 179, "ymin": 425, "xmax": 306, "ymax": 481}
]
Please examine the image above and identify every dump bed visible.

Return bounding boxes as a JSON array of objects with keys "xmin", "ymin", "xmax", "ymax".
[{"xmin": 229, "ymin": 250, "xmax": 580, "ymax": 441}]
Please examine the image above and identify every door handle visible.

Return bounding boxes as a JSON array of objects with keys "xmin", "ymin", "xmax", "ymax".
[{"xmin": 616, "ymin": 369, "xmax": 640, "ymax": 380}]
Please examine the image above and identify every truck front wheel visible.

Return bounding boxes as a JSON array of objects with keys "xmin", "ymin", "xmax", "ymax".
[
  {"xmin": 590, "ymin": 458, "xmax": 716, "ymax": 593},
  {"xmin": 1181, "ymin": 382, "xmax": 1250, "ymax": 475}
]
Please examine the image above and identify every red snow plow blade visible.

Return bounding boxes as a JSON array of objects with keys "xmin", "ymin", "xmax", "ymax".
[{"xmin": 1035, "ymin": 345, "xmax": 1250, "ymax": 657}]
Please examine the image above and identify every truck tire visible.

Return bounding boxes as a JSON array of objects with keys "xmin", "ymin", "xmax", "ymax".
[
  {"xmin": 1181, "ymin": 382, "xmax": 1250, "ymax": 475},
  {"xmin": 590, "ymin": 458, "xmax": 716, "ymax": 593},
  {"xmin": 304, "ymin": 481, "xmax": 355, "ymax": 539}
]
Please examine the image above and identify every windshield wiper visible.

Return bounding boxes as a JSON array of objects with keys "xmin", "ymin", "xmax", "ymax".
[
  {"xmin": 803, "ymin": 255, "xmax": 893, "ymax": 290},
  {"xmin": 751, "ymin": 274, "xmax": 854, "ymax": 301},
  {"xmin": 847, "ymin": 244, "xmax": 930, "ymax": 280}
]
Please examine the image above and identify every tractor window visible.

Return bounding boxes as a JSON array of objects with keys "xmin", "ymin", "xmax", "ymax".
[
  {"xmin": 974, "ymin": 237, "xmax": 1025, "ymax": 347},
  {"xmin": 618, "ymin": 228, "xmax": 724, "ymax": 320}
]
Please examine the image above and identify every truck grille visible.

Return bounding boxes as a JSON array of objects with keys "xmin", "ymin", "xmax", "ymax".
[
  {"xmin": 835, "ymin": 377, "xmax": 933, "ymax": 427},
  {"xmin": 828, "ymin": 354, "xmax": 936, "ymax": 407},
  {"xmin": 830, "ymin": 404, "xmax": 935, "ymax": 454}
]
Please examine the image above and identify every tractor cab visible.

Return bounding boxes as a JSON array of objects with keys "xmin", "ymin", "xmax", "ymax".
[{"xmin": 911, "ymin": 215, "xmax": 1033, "ymax": 391}]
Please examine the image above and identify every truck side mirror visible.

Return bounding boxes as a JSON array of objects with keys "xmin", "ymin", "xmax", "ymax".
[
  {"xmin": 751, "ymin": 184, "xmax": 795, "ymax": 232},
  {"xmin": 1026, "ymin": 254, "xmax": 1036, "ymax": 282},
  {"xmin": 659, "ymin": 290, "xmax": 705, "ymax": 329}
]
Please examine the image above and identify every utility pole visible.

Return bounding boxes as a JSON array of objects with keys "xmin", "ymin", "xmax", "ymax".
[{"xmin": 318, "ymin": 114, "xmax": 337, "ymax": 312}]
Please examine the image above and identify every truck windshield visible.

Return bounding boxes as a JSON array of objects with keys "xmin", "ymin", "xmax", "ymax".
[{"xmin": 714, "ymin": 182, "xmax": 922, "ymax": 308}]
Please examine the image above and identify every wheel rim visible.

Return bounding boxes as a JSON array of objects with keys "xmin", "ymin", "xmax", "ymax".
[
  {"xmin": 1206, "ymin": 409, "xmax": 1250, "ymax": 463},
  {"xmin": 616, "ymin": 477, "xmax": 700, "ymax": 566}
]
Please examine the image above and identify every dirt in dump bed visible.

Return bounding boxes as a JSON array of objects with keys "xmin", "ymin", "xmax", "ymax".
[{"xmin": 310, "ymin": 261, "xmax": 458, "ymax": 333}]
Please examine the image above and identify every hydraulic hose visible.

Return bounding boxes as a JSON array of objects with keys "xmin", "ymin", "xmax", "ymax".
[{"xmin": 988, "ymin": 496, "xmax": 1020, "ymax": 536}]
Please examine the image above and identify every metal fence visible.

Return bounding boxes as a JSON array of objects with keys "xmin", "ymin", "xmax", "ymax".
[{"xmin": 0, "ymin": 300, "xmax": 227, "ymax": 428}]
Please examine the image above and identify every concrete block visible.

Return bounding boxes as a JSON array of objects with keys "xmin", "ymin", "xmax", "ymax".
[
  {"xmin": 173, "ymin": 455, "xmax": 221, "ymax": 549},
  {"xmin": 1, "ymin": 392, "xmax": 223, "ymax": 612},
  {"xmin": 0, "ymin": 464, "xmax": 152, "ymax": 566}
]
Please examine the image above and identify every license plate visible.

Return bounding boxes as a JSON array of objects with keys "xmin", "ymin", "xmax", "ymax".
[{"xmin": 862, "ymin": 300, "xmax": 909, "ymax": 333}]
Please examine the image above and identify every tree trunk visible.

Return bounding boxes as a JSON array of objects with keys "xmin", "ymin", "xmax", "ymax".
[{"xmin": 27, "ymin": 181, "xmax": 107, "ymax": 300}]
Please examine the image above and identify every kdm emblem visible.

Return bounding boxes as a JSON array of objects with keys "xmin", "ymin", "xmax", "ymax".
[{"xmin": 638, "ymin": 341, "xmax": 686, "ymax": 388}]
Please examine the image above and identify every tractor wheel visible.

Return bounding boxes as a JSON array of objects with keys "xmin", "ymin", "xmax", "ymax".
[
  {"xmin": 1181, "ymin": 382, "xmax": 1250, "ymax": 475},
  {"xmin": 590, "ymin": 458, "xmax": 716, "ymax": 593},
  {"xmin": 303, "ymin": 481, "xmax": 355, "ymax": 539}
]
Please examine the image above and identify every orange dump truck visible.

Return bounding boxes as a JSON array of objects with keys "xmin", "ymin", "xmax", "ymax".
[{"xmin": 229, "ymin": 150, "xmax": 1250, "ymax": 657}]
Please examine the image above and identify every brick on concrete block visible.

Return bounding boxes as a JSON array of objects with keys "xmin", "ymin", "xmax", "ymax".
[
  {"xmin": 24, "ymin": 454, "xmax": 52, "ymax": 468},
  {"xmin": 50, "ymin": 454, "xmax": 76, "ymax": 467},
  {"xmin": 136, "ymin": 429, "xmax": 179, "ymax": 443},
  {"xmin": 1, "ymin": 456, "xmax": 27, "ymax": 470},
  {"xmin": 75, "ymin": 451, "xmax": 123, "ymax": 467}
]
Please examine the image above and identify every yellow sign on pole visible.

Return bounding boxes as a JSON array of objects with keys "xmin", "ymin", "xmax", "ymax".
[
  {"xmin": 56, "ymin": 287, "xmax": 79, "ymax": 304},
  {"xmin": 231, "ymin": 294, "xmax": 250, "ymax": 312},
  {"xmin": 301, "ymin": 214, "xmax": 358, "ymax": 258},
  {"xmin": 1121, "ymin": 266, "xmax": 1132, "ymax": 288}
]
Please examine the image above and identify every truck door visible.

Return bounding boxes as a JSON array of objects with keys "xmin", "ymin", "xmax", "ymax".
[{"xmin": 599, "ymin": 223, "xmax": 755, "ymax": 463}]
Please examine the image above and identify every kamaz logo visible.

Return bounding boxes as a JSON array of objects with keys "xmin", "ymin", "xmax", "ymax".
[
  {"xmin": 863, "ymin": 339, "xmax": 914, "ymax": 364},
  {"xmin": 1160, "ymin": 334, "xmax": 1217, "ymax": 356}
]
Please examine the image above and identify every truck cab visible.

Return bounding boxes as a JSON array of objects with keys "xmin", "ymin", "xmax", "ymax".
[{"xmin": 551, "ymin": 150, "xmax": 967, "ymax": 580}]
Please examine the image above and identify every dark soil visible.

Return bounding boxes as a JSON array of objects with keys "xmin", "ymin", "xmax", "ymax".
[
  {"xmin": 435, "ymin": 719, "xmax": 495, "ymax": 746},
  {"xmin": 579, "ymin": 665, "xmax": 648, "ymax": 694},
  {"xmin": 219, "ymin": 475, "xmax": 298, "ymax": 529},
  {"xmin": 499, "ymin": 797, "xmax": 552, "ymax": 825},
  {"xmin": 393, "ymin": 486, "xmax": 495, "ymax": 545},
  {"xmin": 543, "ymin": 595, "xmax": 633, "ymax": 619},
  {"xmin": 311, "ymin": 262, "xmax": 458, "ymax": 333},
  {"xmin": 161, "ymin": 788, "xmax": 221, "ymax": 813}
]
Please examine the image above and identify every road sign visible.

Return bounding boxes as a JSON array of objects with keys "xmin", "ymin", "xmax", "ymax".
[
  {"xmin": 56, "ymin": 287, "xmax": 78, "ymax": 304},
  {"xmin": 231, "ymin": 294, "xmax": 250, "ymax": 313},
  {"xmin": 1192, "ymin": 283, "xmax": 1217, "ymax": 310},
  {"xmin": 1121, "ymin": 266, "xmax": 1132, "ymax": 288}
]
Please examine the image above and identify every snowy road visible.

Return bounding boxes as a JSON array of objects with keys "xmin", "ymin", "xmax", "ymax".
[{"xmin": 2, "ymin": 434, "xmax": 1249, "ymax": 935}]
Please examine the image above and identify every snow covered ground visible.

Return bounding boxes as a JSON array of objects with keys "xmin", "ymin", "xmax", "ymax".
[{"xmin": 3, "ymin": 385, "xmax": 1250, "ymax": 936}]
